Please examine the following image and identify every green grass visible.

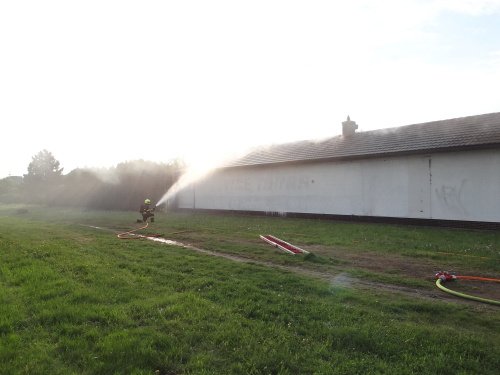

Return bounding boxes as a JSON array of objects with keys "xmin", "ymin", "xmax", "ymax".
[{"xmin": 0, "ymin": 204, "xmax": 499, "ymax": 374}]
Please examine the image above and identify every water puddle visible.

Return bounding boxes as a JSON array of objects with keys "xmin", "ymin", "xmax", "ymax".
[
  {"xmin": 330, "ymin": 272, "xmax": 354, "ymax": 288},
  {"xmin": 80, "ymin": 224, "xmax": 106, "ymax": 230},
  {"xmin": 144, "ymin": 236, "xmax": 186, "ymax": 247}
]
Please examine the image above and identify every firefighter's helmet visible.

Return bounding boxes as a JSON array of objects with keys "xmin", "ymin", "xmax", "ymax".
[{"xmin": 145, "ymin": 199, "xmax": 151, "ymax": 205}]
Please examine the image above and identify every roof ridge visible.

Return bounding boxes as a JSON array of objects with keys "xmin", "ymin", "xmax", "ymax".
[{"xmin": 225, "ymin": 112, "xmax": 500, "ymax": 168}]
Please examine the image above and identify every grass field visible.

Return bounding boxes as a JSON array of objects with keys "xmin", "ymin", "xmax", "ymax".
[{"xmin": 0, "ymin": 204, "xmax": 499, "ymax": 374}]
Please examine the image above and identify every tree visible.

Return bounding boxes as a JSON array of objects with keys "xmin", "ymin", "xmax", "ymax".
[
  {"xmin": 24, "ymin": 149, "xmax": 63, "ymax": 183},
  {"xmin": 23, "ymin": 150, "xmax": 64, "ymax": 203},
  {"xmin": 0, "ymin": 176, "xmax": 23, "ymax": 203}
]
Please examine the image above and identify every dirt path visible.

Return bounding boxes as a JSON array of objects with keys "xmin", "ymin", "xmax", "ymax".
[
  {"xmin": 178, "ymin": 243, "xmax": 467, "ymax": 304},
  {"xmin": 81, "ymin": 224, "xmax": 498, "ymax": 308}
]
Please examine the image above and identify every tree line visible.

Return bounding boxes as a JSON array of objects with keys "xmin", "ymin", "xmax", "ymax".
[{"xmin": 0, "ymin": 150, "xmax": 183, "ymax": 210}]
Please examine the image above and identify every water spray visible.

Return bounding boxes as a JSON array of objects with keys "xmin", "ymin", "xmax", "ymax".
[{"xmin": 156, "ymin": 149, "xmax": 249, "ymax": 208}]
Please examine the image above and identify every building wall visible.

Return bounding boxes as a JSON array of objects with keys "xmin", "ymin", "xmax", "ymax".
[
  {"xmin": 177, "ymin": 149, "xmax": 500, "ymax": 223},
  {"xmin": 430, "ymin": 149, "xmax": 500, "ymax": 222}
]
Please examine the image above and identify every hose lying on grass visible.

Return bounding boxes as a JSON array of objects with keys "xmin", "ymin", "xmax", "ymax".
[
  {"xmin": 435, "ymin": 271, "xmax": 500, "ymax": 306},
  {"xmin": 117, "ymin": 222, "xmax": 150, "ymax": 239}
]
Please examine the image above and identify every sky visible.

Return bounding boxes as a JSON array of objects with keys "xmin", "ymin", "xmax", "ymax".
[{"xmin": 1, "ymin": 0, "xmax": 500, "ymax": 179}]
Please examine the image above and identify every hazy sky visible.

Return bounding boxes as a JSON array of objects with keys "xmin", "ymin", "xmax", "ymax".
[{"xmin": 1, "ymin": 0, "xmax": 499, "ymax": 178}]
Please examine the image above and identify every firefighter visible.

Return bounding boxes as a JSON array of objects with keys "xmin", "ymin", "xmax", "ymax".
[{"xmin": 139, "ymin": 198, "xmax": 155, "ymax": 223}]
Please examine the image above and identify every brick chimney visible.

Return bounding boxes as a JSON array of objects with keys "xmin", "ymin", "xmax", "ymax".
[{"xmin": 342, "ymin": 115, "xmax": 358, "ymax": 137}]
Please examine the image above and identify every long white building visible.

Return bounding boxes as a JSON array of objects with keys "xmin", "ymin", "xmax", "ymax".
[{"xmin": 176, "ymin": 113, "xmax": 500, "ymax": 227}]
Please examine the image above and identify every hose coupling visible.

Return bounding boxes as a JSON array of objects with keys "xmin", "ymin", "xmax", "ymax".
[{"xmin": 435, "ymin": 271, "xmax": 456, "ymax": 282}]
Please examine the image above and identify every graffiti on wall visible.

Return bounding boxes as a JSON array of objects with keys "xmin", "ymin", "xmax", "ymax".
[
  {"xmin": 435, "ymin": 179, "xmax": 467, "ymax": 215},
  {"xmin": 223, "ymin": 174, "xmax": 311, "ymax": 193}
]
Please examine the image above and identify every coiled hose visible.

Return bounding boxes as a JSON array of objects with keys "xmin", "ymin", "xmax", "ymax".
[
  {"xmin": 435, "ymin": 272, "xmax": 500, "ymax": 306},
  {"xmin": 117, "ymin": 222, "xmax": 149, "ymax": 239}
]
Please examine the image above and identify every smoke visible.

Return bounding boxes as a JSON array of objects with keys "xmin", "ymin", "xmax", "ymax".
[{"xmin": 85, "ymin": 167, "xmax": 120, "ymax": 184}]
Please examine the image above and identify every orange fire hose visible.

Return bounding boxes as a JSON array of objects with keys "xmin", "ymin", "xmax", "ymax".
[
  {"xmin": 117, "ymin": 222, "xmax": 149, "ymax": 239},
  {"xmin": 456, "ymin": 275, "xmax": 500, "ymax": 282}
]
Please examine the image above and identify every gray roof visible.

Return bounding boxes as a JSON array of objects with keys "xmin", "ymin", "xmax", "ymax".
[{"xmin": 226, "ymin": 112, "xmax": 500, "ymax": 168}]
